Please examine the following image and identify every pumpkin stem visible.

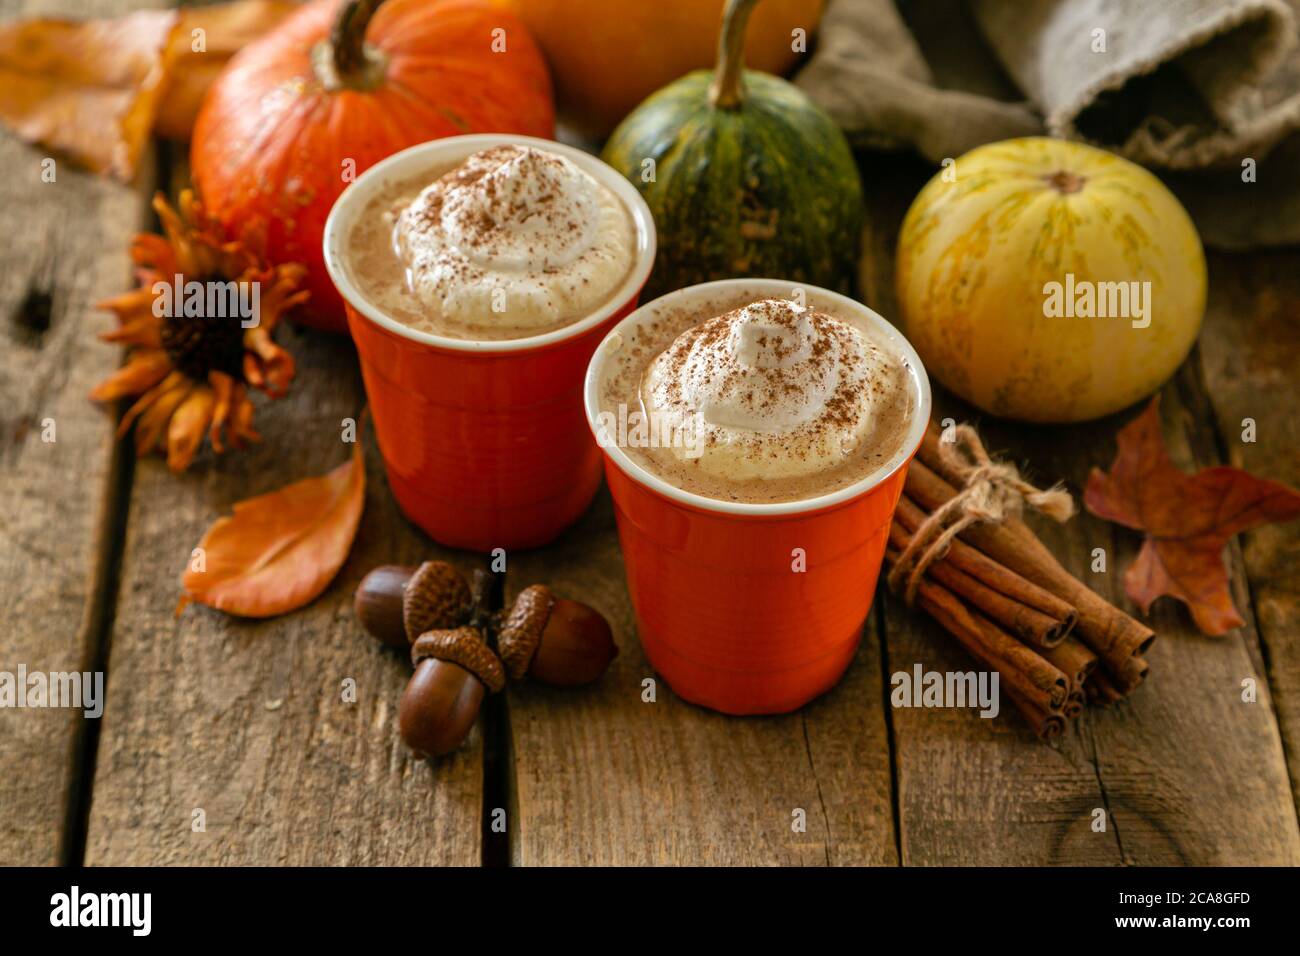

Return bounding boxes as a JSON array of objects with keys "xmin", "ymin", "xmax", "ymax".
[
  {"xmin": 709, "ymin": 0, "xmax": 762, "ymax": 109},
  {"xmin": 324, "ymin": 0, "xmax": 387, "ymax": 90},
  {"xmin": 1045, "ymin": 170, "xmax": 1087, "ymax": 194}
]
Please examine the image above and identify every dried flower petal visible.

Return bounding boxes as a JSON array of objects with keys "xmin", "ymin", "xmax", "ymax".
[
  {"xmin": 91, "ymin": 190, "xmax": 305, "ymax": 471},
  {"xmin": 135, "ymin": 378, "xmax": 192, "ymax": 455},
  {"xmin": 167, "ymin": 386, "xmax": 216, "ymax": 472},
  {"xmin": 89, "ymin": 350, "xmax": 172, "ymax": 402}
]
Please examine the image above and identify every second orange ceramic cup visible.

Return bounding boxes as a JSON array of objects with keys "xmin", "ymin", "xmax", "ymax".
[
  {"xmin": 585, "ymin": 279, "xmax": 932, "ymax": 715},
  {"xmin": 323, "ymin": 135, "xmax": 656, "ymax": 552}
]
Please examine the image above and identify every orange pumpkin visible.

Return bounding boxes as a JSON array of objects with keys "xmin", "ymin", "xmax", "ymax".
[
  {"xmin": 496, "ymin": 0, "xmax": 823, "ymax": 137},
  {"xmin": 192, "ymin": 0, "xmax": 554, "ymax": 333}
]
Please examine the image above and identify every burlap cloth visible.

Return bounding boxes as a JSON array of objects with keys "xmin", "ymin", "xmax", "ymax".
[{"xmin": 796, "ymin": 0, "xmax": 1300, "ymax": 249}]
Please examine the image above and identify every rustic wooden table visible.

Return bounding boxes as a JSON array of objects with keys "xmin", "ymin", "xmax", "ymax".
[{"xmin": 3, "ymin": 0, "xmax": 1298, "ymax": 868}]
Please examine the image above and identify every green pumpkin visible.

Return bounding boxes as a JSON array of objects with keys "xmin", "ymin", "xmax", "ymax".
[{"xmin": 601, "ymin": 0, "xmax": 862, "ymax": 300}]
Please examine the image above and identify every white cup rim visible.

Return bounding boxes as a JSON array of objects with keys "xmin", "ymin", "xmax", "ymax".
[
  {"xmin": 583, "ymin": 279, "xmax": 933, "ymax": 517},
  {"xmin": 322, "ymin": 133, "xmax": 657, "ymax": 354}
]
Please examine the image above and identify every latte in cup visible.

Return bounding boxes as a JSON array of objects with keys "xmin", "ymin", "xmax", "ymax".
[
  {"xmin": 597, "ymin": 292, "xmax": 915, "ymax": 504},
  {"xmin": 345, "ymin": 144, "xmax": 637, "ymax": 341}
]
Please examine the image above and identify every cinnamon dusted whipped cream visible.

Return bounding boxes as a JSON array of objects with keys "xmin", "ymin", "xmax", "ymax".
[
  {"xmin": 599, "ymin": 293, "xmax": 914, "ymax": 503},
  {"xmin": 345, "ymin": 145, "xmax": 635, "ymax": 340}
]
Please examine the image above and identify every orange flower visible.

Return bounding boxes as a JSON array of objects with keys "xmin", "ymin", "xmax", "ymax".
[{"xmin": 91, "ymin": 190, "xmax": 307, "ymax": 471}]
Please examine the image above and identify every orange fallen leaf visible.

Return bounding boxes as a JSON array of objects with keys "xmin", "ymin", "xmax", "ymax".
[
  {"xmin": 179, "ymin": 442, "xmax": 365, "ymax": 618},
  {"xmin": 0, "ymin": 9, "xmax": 178, "ymax": 179},
  {"xmin": 155, "ymin": 0, "xmax": 299, "ymax": 140},
  {"xmin": 0, "ymin": 1, "xmax": 297, "ymax": 178},
  {"xmin": 1084, "ymin": 396, "xmax": 1300, "ymax": 635}
]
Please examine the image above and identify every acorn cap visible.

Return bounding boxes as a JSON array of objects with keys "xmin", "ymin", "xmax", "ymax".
[
  {"xmin": 403, "ymin": 560, "xmax": 472, "ymax": 641},
  {"xmin": 411, "ymin": 626, "xmax": 506, "ymax": 693},
  {"xmin": 497, "ymin": 584, "xmax": 555, "ymax": 681}
]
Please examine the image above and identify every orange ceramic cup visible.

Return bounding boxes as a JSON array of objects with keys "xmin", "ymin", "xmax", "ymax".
[
  {"xmin": 585, "ymin": 279, "xmax": 932, "ymax": 715},
  {"xmin": 323, "ymin": 135, "xmax": 656, "ymax": 551}
]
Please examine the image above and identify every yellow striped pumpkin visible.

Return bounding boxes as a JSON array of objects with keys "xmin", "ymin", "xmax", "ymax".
[{"xmin": 895, "ymin": 138, "xmax": 1206, "ymax": 423}]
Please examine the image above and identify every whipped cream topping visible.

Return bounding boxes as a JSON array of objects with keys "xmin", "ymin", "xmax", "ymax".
[
  {"xmin": 642, "ymin": 299, "xmax": 900, "ymax": 480},
  {"xmin": 394, "ymin": 145, "xmax": 633, "ymax": 332}
]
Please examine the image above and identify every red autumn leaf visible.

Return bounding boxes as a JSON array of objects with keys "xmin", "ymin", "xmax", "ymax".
[
  {"xmin": 179, "ymin": 442, "xmax": 365, "ymax": 618},
  {"xmin": 1084, "ymin": 396, "xmax": 1300, "ymax": 635}
]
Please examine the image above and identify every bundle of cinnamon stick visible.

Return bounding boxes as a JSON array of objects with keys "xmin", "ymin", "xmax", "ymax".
[{"xmin": 885, "ymin": 423, "xmax": 1155, "ymax": 739}]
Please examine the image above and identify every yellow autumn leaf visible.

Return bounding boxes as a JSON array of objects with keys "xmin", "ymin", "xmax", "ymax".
[
  {"xmin": 0, "ymin": 1, "xmax": 299, "ymax": 178},
  {"xmin": 0, "ymin": 9, "xmax": 178, "ymax": 179}
]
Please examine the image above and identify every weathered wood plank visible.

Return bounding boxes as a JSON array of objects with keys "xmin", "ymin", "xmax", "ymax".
[
  {"xmin": 0, "ymin": 0, "xmax": 156, "ymax": 866},
  {"xmin": 879, "ymin": 415, "xmax": 1124, "ymax": 864},
  {"xmin": 986, "ymin": 374, "xmax": 1297, "ymax": 864},
  {"xmin": 859, "ymin": 155, "xmax": 1116, "ymax": 865},
  {"xmin": 493, "ymin": 133, "xmax": 896, "ymax": 866},
  {"xmin": 860, "ymin": 153, "xmax": 1300, "ymax": 865},
  {"xmin": 1196, "ymin": 252, "xmax": 1300, "ymax": 817},
  {"xmin": 505, "ymin": 493, "xmax": 899, "ymax": 866},
  {"xmin": 82, "ymin": 139, "xmax": 483, "ymax": 862},
  {"xmin": 84, "ymin": 325, "xmax": 485, "ymax": 864}
]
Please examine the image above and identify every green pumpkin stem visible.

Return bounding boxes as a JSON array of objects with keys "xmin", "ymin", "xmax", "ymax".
[
  {"xmin": 326, "ymin": 0, "xmax": 387, "ymax": 90},
  {"xmin": 709, "ymin": 0, "xmax": 762, "ymax": 109}
]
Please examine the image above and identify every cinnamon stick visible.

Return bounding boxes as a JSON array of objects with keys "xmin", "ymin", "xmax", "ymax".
[
  {"xmin": 889, "ymin": 521, "xmax": 1073, "ymax": 649},
  {"xmin": 893, "ymin": 496, "xmax": 1078, "ymax": 646},
  {"xmin": 1038, "ymin": 636, "xmax": 1097, "ymax": 695},
  {"xmin": 905, "ymin": 454, "xmax": 1155, "ymax": 675},
  {"xmin": 1002, "ymin": 682, "xmax": 1066, "ymax": 740},
  {"xmin": 894, "ymin": 496, "xmax": 1079, "ymax": 635},
  {"xmin": 1107, "ymin": 654, "xmax": 1149, "ymax": 694},
  {"xmin": 1087, "ymin": 668, "xmax": 1125, "ymax": 704},
  {"xmin": 888, "ymin": 549, "xmax": 1070, "ymax": 711}
]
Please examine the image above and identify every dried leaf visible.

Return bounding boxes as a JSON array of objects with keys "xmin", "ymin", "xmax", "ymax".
[
  {"xmin": 155, "ymin": 1, "xmax": 299, "ymax": 140},
  {"xmin": 180, "ymin": 443, "xmax": 366, "ymax": 618},
  {"xmin": 0, "ymin": 9, "xmax": 179, "ymax": 179},
  {"xmin": 0, "ymin": 2, "xmax": 296, "ymax": 176},
  {"xmin": 1084, "ymin": 396, "xmax": 1300, "ymax": 635}
]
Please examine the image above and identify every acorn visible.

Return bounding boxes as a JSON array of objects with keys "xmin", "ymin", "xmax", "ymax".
[
  {"xmin": 399, "ymin": 627, "xmax": 505, "ymax": 758},
  {"xmin": 497, "ymin": 584, "xmax": 618, "ymax": 686},
  {"xmin": 353, "ymin": 561, "xmax": 472, "ymax": 649}
]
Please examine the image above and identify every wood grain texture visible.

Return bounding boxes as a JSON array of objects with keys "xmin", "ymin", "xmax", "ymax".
[
  {"xmin": 0, "ymin": 0, "xmax": 155, "ymax": 866},
  {"xmin": 505, "ymin": 494, "xmax": 898, "ymax": 865},
  {"xmin": 83, "ymin": 323, "xmax": 485, "ymax": 864},
  {"xmin": 4, "ymin": 15, "xmax": 1296, "ymax": 865},
  {"xmin": 984, "ymin": 378, "xmax": 1298, "ymax": 865},
  {"xmin": 860, "ymin": 154, "xmax": 1300, "ymax": 865},
  {"xmin": 1196, "ymin": 252, "xmax": 1300, "ymax": 817},
  {"xmin": 879, "ymin": 395, "xmax": 1126, "ymax": 865}
]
